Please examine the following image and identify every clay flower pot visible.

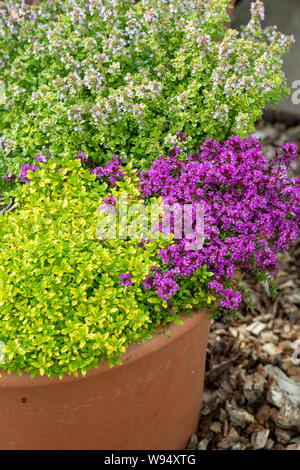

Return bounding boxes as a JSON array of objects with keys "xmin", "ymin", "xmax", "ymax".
[{"xmin": 0, "ymin": 311, "xmax": 210, "ymax": 450}]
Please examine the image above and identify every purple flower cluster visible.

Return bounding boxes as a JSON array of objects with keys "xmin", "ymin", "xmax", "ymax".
[
  {"xmin": 75, "ymin": 151, "xmax": 88, "ymax": 162},
  {"xmin": 3, "ymin": 153, "xmax": 47, "ymax": 183},
  {"xmin": 90, "ymin": 155, "xmax": 124, "ymax": 186},
  {"xmin": 119, "ymin": 272, "xmax": 134, "ymax": 287},
  {"xmin": 102, "ymin": 195, "xmax": 117, "ymax": 206},
  {"xmin": 19, "ymin": 163, "xmax": 39, "ymax": 183},
  {"xmin": 143, "ymin": 267, "xmax": 180, "ymax": 301},
  {"xmin": 176, "ymin": 130, "xmax": 187, "ymax": 142},
  {"xmin": 139, "ymin": 136, "xmax": 300, "ymax": 309}
]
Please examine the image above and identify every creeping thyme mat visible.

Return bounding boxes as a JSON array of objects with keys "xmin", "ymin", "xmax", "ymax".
[{"xmin": 187, "ymin": 119, "xmax": 300, "ymax": 451}]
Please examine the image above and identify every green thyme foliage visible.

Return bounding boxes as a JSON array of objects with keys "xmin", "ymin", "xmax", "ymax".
[
  {"xmin": 0, "ymin": 159, "xmax": 213, "ymax": 378},
  {"xmin": 0, "ymin": 0, "xmax": 294, "ymax": 169}
]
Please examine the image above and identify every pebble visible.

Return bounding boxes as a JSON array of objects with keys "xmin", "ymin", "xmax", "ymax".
[
  {"xmin": 251, "ymin": 429, "xmax": 270, "ymax": 450},
  {"xmin": 197, "ymin": 438, "xmax": 210, "ymax": 450},
  {"xmin": 262, "ymin": 342, "xmax": 282, "ymax": 356},
  {"xmin": 229, "ymin": 408, "xmax": 255, "ymax": 427},
  {"xmin": 246, "ymin": 321, "xmax": 267, "ymax": 336},
  {"xmin": 186, "ymin": 434, "xmax": 198, "ymax": 450}
]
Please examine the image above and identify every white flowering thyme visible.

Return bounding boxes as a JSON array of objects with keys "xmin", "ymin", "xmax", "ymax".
[{"xmin": 0, "ymin": 0, "xmax": 294, "ymax": 169}]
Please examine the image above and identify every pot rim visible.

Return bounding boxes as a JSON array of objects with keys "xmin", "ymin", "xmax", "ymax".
[{"xmin": 0, "ymin": 311, "xmax": 210, "ymax": 389}]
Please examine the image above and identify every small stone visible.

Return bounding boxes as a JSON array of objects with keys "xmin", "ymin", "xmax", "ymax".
[
  {"xmin": 286, "ymin": 291, "xmax": 300, "ymax": 304},
  {"xmin": 265, "ymin": 439, "xmax": 275, "ymax": 450},
  {"xmin": 197, "ymin": 438, "xmax": 210, "ymax": 451},
  {"xmin": 286, "ymin": 444, "xmax": 300, "ymax": 450},
  {"xmin": 267, "ymin": 383, "xmax": 285, "ymax": 408},
  {"xmin": 228, "ymin": 326, "xmax": 239, "ymax": 338},
  {"xmin": 278, "ymin": 280, "xmax": 296, "ymax": 290},
  {"xmin": 286, "ymin": 124, "xmax": 300, "ymax": 139},
  {"xmin": 223, "ymin": 418, "xmax": 229, "ymax": 437},
  {"xmin": 229, "ymin": 408, "xmax": 255, "ymax": 427},
  {"xmin": 243, "ymin": 379, "xmax": 256, "ymax": 401},
  {"xmin": 286, "ymin": 366, "xmax": 300, "ymax": 378},
  {"xmin": 228, "ymin": 427, "xmax": 240, "ymax": 440},
  {"xmin": 261, "ymin": 331, "xmax": 279, "ymax": 344},
  {"xmin": 277, "ymin": 401, "xmax": 300, "ymax": 429},
  {"xmin": 251, "ymin": 429, "xmax": 270, "ymax": 450},
  {"xmin": 275, "ymin": 428, "xmax": 292, "ymax": 444},
  {"xmin": 232, "ymin": 442, "xmax": 242, "ymax": 450},
  {"xmin": 246, "ymin": 422, "xmax": 259, "ymax": 434},
  {"xmin": 246, "ymin": 321, "xmax": 267, "ymax": 336},
  {"xmin": 256, "ymin": 364, "xmax": 268, "ymax": 378},
  {"xmin": 273, "ymin": 444, "xmax": 286, "ymax": 450},
  {"xmin": 209, "ymin": 422, "xmax": 222, "ymax": 434},
  {"xmin": 256, "ymin": 313, "xmax": 274, "ymax": 324},
  {"xmin": 279, "ymin": 300, "xmax": 298, "ymax": 315},
  {"xmin": 256, "ymin": 404, "xmax": 271, "ymax": 425},
  {"xmin": 251, "ymin": 130, "xmax": 266, "ymax": 140},
  {"xmin": 269, "ymin": 408, "xmax": 279, "ymax": 424},
  {"xmin": 265, "ymin": 365, "xmax": 300, "ymax": 411},
  {"xmin": 217, "ymin": 437, "xmax": 238, "ymax": 450},
  {"xmin": 251, "ymin": 126, "xmax": 278, "ymax": 141},
  {"xmin": 187, "ymin": 434, "xmax": 198, "ymax": 450},
  {"xmin": 219, "ymin": 409, "xmax": 227, "ymax": 424},
  {"xmin": 262, "ymin": 343, "xmax": 282, "ymax": 357},
  {"xmin": 253, "ymin": 376, "xmax": 266, "ymax": 394},
  {"xmin": 278, "ymin": 340, "xmax": 292, "ymax": 353},
  {"xmin": 291, "ymin": 339, "xmax": 300, "ymax": 353}
]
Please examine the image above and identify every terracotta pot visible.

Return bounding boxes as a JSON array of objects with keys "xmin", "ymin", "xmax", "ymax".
[{"xmin": 0, "ymin": 311, "xmax": 210, "ymax": 450}]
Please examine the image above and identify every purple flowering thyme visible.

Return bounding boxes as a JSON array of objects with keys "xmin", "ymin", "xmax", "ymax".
[
  {"xmin": 139, "ymin": 136, "xmax": 300, "ymax": 310},
  {"xmin": 119, "ymin": 272, "xmax": 134, "ymax": 287}
]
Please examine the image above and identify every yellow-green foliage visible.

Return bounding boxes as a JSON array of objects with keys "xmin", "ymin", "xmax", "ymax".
[{"xmin": 0, "ymin": 159, "xmax": 175, "ymax": 378}]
